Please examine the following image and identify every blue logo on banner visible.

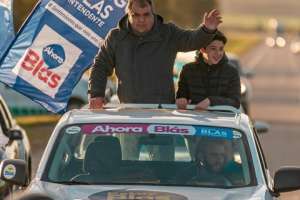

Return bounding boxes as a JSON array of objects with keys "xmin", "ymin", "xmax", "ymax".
[
  {"xmin": 195, "ymin": 126, "xmax": 233, "ymax": 139},
  {"xmin": 42, "ymin": 44, "xmax": 65, "ymax": 68}
]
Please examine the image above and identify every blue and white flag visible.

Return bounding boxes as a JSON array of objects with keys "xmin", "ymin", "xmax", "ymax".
[
  {"xmin": 0, "ymin": 0, "xmax": 14, "ymax": 58},
  {"xmin": 0, "ymin": 0, "xmax": 127, "ymax": 113}
]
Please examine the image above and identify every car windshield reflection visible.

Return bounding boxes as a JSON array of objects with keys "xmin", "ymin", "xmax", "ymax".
[{"xmin": 44, "ymin": 123, "xmax": 255, "ymax": 188}]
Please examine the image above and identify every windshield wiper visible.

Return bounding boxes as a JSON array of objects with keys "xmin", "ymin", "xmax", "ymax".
[{"xmin": 50, "ymin": 180, "xmax": 91, "ymax": 185}]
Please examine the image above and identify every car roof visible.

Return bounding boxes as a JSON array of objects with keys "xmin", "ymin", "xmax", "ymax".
[{"xmin": 58, "ymin": 104, "xmax": 250, "ymax": 132}]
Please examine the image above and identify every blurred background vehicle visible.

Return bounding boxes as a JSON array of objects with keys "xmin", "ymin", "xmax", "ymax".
[
  {"xmin": 290, "ymin": 33, "xmax": 300, "ymax": 54},
  {"xmin": 0, "ymin": 95, "xmax": 31, "ymax": 199},
  {"xmin": 173, "ymin": 51, "xmax": 254, "ymax": 115},
  {"xmin": 290, "ymin": 41, "xmax": 300, "ymax": 54},
  {"xmin": 265, "ymin": 36, "xmax": 287, "ymax": 48},
  {"xmin": 265, "ymin": 18, "xmax": 287, "ymax": 48}
]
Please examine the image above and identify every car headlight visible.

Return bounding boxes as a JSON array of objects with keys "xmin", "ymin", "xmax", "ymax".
[
  {"xmin": 241, "ymin": 82, "xmax": 246, "ymax": 94},
  {"xmin": 290, "ymin": 42, "xmax": 300, "ymax": 53},
  {"xmin": 265, "ymin": 37, "xmax": 275, "ymax": 47},
  {"xmin": 276, "ymin": 36, "xmax": 286, "ymax": 47}
]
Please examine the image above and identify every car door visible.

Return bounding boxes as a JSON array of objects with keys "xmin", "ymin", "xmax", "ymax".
[{"xmin": 0, "ymin": 98, "xmax": 19, "ymax": 160}]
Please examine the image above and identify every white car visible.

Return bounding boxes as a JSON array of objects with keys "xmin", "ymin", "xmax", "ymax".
[{"xmin": 1, "ymin": 104, "xmax": 300, "ymax": 200}]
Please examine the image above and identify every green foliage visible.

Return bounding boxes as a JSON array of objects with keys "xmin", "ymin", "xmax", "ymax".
[
  {"xmin": 155, "ymin": 0, "xmax": 218, "ymax": 28},
  {"xmin": 12, "ymin": 0, "xmax": 39, "ymax": 32}
]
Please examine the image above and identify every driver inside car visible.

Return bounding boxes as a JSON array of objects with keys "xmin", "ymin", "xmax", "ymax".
[{"xmin": 188, "ymin": 139, "xmax": 232, "ymax": 186}]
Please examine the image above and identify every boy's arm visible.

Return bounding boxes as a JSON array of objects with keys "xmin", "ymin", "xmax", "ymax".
[
  {"xmin": 208, "ymin": 70, "xmax": 241, "ymax": 108},
  {"xmin": 176, "ymin": 66, "xmax": 190, "ymax": 99}
]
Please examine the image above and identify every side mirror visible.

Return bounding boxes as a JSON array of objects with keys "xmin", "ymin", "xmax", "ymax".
[
  {"xmin": 254, "ymin": 121, "xmax": 270, "ymax": 134},
  {"xmin": 274, "ymin": 167, "xmax": 300, "ymax": 193},
  {"xmin": 0, "ymin": 159, "xmax": 28, "ymax": 186},
  {"xmin": 8, "ymin": 129, "xmax": 23, "ymax": 140}
]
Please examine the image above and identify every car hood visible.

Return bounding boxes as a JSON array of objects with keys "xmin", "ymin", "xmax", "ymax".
[{"xmin": 28, "ymin": 181, "xmax": 271, "ymax": 200}]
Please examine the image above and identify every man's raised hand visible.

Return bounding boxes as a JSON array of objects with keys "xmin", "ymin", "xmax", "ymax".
[{"xmin": 203, "ymin": 9, "xmax": 222, "ymax": 31}]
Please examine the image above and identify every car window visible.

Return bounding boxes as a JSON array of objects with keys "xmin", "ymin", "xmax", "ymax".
[{"xmin": 45, "ymin": 123, "xmax": 256, "ymax": 188}]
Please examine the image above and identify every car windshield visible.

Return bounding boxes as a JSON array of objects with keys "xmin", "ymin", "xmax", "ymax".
[{"xmin": 44, "ymin": 123, "xmax": 255, "ymax": 188}]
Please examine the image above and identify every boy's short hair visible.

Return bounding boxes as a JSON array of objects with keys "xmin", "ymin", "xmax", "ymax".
[
  {"xmin": 209, "ymin": 30, "xmax": 227, "ymax": 46},
  {"xmin": 195, "ymin": 31, "xmax": 227, "ymax": 59}
]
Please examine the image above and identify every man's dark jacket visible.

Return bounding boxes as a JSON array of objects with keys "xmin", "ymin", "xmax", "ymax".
[
  {"xmin": 89, "ymin": 14, "xmax": 215, "ymax": 103},
  {"xmin": 176, "ymin": 54, "xmax": 241, "ymax": 108}
]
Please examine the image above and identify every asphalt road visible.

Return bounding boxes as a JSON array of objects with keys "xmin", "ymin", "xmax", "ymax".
[{"xmin": 241, "ymin": 35, "xmax": 300, "ymax": 199}]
